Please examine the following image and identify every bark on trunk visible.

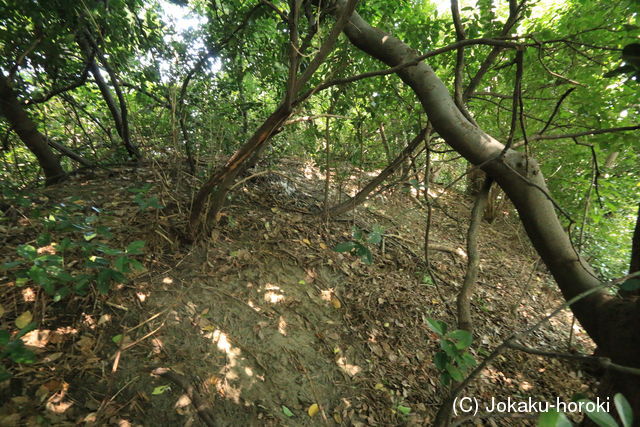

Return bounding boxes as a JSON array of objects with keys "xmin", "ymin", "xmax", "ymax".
[
  {"xmin": 630, "ymin": 203, "xmax": 640, "ymax": 276},
  {"xmin": 188, "ymin": 103, "xmax": 292, "ymax": 235},
  {"xmin": 0, "ymin": 75, "xmax": 66, "ymax": 185},
  {"xmin": 77, "ymin": 33, "xmax": 140, "ymax": 159},
  {"xmin": 457, "ymin": 178, "xmax": 492, "ymax": 333},
  {"xmin": 330, "ymin": 0, "xmax": 640, "ymax": 419}
]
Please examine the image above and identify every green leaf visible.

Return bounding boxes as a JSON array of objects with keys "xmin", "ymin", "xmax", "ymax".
[
  {"xmin": 462, "ymin": 352, "xmax": 477, "ymax": 368},
  {"xmin": 1, "ymin": 261, "xmax": 23, "ymax": 270},
  {"xmin": 440, "ymin": 340, "xmax": 457, "ymax": 357},
  {"xmin": 580, "ymin": 400, "xmax": 618, "ymax": 427},
  {"xmin": 355, "ymin": 244, "xmax": 373, "ymax": 264},
  {"xmin": 114, "ymin": 256, "xmax": 129, "ymax": 273},
  {"xmin": 17, "ymin": 245, "xmax": 37, "ymax": 260},
  {"xmin": 128, "ymin": 259, "xmax": 145, "ymax": 271},
  {"xmin": 0, "ymin": 330, "xmax": 10, "ymax": 346},
  {"xmin": 126, "ymin": 240, "xmax": 146, "ymax": 255},
  {"xmin": 36, "ymin": 233, "xmax": 52, "ymax": 246},
  {"xmin": 351, "ymin": 227, "xmax": 363, "ymax": 240},
  {"xmin": 367, "ymin": 231, "xmax": 382, "ymax": 245},
  {"xmin": 439, "ymin": 372, "xmax": 451, "ymax": 386},
  {"xmin": 152, "ymin": 385, "xmax": 171, "ymax": 395},
  {"xmin": 538, "ymin": 410, "xmax": 572, "ymax": 427},
  {"xmin": 427, "ymin": 318, "xmax": 447, "ymax": 336},
  {"xmin": 620, "ymin": 278, "xmax": 640, "ymax": 292},
  {"xmin": 282, "ymin": 405, "xmax": 294, "ymax": 417},
  {"xmin": 112, "ymin": 334, "xmax": 123, "ymax": 344},
  {"xmin": 83, "ymin": 232, "xmax": 97, "ymax": 241},
  {"xmin": 445, "ymin": 364, "xmax": 464, "ymax": 382},
  {"xmin": 397, "ymin": 405, "xmax": 411, "ymax": 415},
  {"xmin": 448, "ymin": 330, "xmax": 473, "ymax": 349},
  {"xmin": 434, "ymin": 351, "xmax": 448, "ymax": 371},
  {"xmin": 333, "ymin": 241, "xmax": 356, "ymax": 252},
  {"xmin": 614, "ymin": 394, "xmax": 633, "ymax": 427},
  {"xmin": 28, "ymin": 265, "xmax": 50, "ymax": 286},
  {"xmin": 97, "ymin": 269, "xmax": 113, "ymax": 294}
]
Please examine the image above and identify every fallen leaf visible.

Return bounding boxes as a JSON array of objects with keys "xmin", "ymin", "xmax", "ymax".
[
  {"xmin": 0, "ymin": 304, "xmax": 5, "ymax": 318},
  {"xmin": 15, "ymin": 311, "xmax": 32, "ymax": 329},
  {"xmin": 152, "ymin": 385, "xmax": 171, "ymax": 395},
  {"xmin": 308, "ymin": 403, "xmax": 319, "ymax": 417},
  {"xmin": 331, "ymin": 297, "xmax": 341, "ymax": 309},
  {"xmin": 282, "ymin": 405, "xmax": 294, "ymax": 417}
]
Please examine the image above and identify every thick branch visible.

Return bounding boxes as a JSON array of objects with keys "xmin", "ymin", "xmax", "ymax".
[
  {"xmin": 333, "ymin": 0, "xmax": 607, "ymax": 343},
  {"xmin": 324, "ymin": 127, "xmax": 428, "ymax": 217}
]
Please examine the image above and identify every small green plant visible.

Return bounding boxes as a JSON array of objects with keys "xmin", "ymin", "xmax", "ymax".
[
  {"xmin": 333, "ymin": 225, "xmax": 385, "ymax": 265},
  {"xmin": 538, "ymin": 393, "xmax": 633, "ymax": 427},
  {"xmin": 0, "ymin": 322, "xmax": 37, "ymax": 381},
  {"xmin": 128, "ymin": 184, "xmax": 163, "ymax": 211},
  {"xmin": 2, "ymin": 201, "xmax": 146, "ymax": 299},
  {"xmin": 427, "ymin": 319, "xmax": 477, "ymax": 386}
]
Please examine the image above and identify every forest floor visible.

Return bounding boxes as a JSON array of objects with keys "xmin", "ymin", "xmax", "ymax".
[{"xmin": 0, "ymin": 158, "xmax": 597, "ymax": 426}]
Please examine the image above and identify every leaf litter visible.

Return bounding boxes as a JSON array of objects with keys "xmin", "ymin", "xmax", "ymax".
[{"xmin": 0, "ymin": 159, "xmax": 596, "ymax": 426}]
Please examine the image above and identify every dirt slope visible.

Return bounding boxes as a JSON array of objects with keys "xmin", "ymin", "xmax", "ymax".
[{"xmin": 0, "ymin": 159, "xmax": 596, "ymax": 426}]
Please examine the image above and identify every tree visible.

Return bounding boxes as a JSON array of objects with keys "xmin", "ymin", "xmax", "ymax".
[
  {"xmin": 0, "ymin": 73, "xmax": 66, "ymax": 185},
  {"xmin": 185, "ymin": 0, "xmax": 640, "ymax": 418}
]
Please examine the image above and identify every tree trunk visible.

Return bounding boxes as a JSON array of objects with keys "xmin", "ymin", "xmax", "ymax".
[
  {"xmin": 457, "ymin": 178, "xmax": 492, "ymax": 333},
  {"xmin": 0, "ymin": 74, "xmax": 66, "ymax": 185},
  {"xmin": 188, "ymin": 103, "xmax": 292, "ymax": 235},
  {"xmin": 330, "ymin": 0, "xmax": 640, "ymax": 418},
  {"xmin": 77, "ymin": 33, "xmax": 140, "ymax": 159},
  {"xmin": 630, "ymin": 203, "xmax": 640, "ymax": 276}
]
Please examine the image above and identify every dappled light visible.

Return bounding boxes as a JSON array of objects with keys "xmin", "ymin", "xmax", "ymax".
[{"xmin": 1, "ymin": 0, "xmax": 638, "ymax": 425}]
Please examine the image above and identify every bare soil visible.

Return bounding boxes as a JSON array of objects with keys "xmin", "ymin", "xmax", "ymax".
[{"xmin": 0, "ymin": 159, "xmax": 596, "ymax": 426}]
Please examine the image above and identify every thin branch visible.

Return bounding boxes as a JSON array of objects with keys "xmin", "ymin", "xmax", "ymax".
[
  {"xmin": 538, "ymin": 87, "xmax": 575, "ymax": 135},
  {"xmin": 295, "ymin": 37, "xmax": 523, "ymax": 106},
  {"xmin": 508, "ymin": 343, "xmax": 640, "ymax": 376},
  {"xmin": 504, "ymin": 49, "xmax": 524, "ymax": 151},
  {"xmin": 526, "ymin": 125, "xmax": 640, "ymax": 142},
  {"xmin": 27, "ymin": 56, "xmax": 94, "ymax": 105}
]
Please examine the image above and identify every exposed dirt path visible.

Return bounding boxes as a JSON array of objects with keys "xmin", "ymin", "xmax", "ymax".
[{"xmin": 0, "ymin": 161, "xmax": 596, "ymax": 426}]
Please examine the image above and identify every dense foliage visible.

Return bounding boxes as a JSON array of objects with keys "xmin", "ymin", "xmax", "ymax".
[{"xmin": 1, "ymin": 1, "xmax": 637, "ymax": 276}]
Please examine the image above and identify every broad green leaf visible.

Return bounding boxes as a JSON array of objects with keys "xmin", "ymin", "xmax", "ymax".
[
  {"xmin": 282, "ymin": 405, "xmax": 294, "ymax": 417},
  {"xmin": 367, "ymin": 231, "xmax": 382, "ymax": 245},
  {"xmin": 126, "ymin": 240, "xmax": 146, "ymax": 255},
  {"xmin": 333, "ymin": 241, "xmax": 356, "ymax": 252},
  {"xmin": 445, "ymin": 364, "xmax": 464, "ymax": 382},
  {"xmin": 397, "ymin": 405, "xmax": 411, "ymax": 415},
  {"xmin": 580, "ymin": 400, "xmax": 618, "ymax": 427},
  {"xmin": 448, "ymin": 330, "xmax": 473, "ymax": 349},
  {"xmin": 538, "ymin": 410, "xmax": 572, "ymax": 427},
  {"xmin": 426, "ymin": 318, "xmax": 447, "ymax": 335},
  {"xmin": 114, "ymin": 256, "xmax": 129, "ymax": 273},
  {"xmin": 614, "ymin": 393, "xmax": 633, "ymax": 427},
  {"xmin": 434, "ymin": 351, "xmax": 448, "ymax": 371},
  {"xmin": 17, "ymin": 245, "xmax": 37, "ymax": 260},
  {"xmin": 0, "ymin": 330, "xmax": 10, "ymax": 346}
]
